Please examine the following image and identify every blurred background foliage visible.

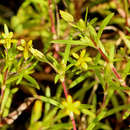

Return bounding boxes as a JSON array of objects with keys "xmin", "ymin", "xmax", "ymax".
[{"xmin": 0, "ymin": 0, "xmax": 129, "ymax": 130}]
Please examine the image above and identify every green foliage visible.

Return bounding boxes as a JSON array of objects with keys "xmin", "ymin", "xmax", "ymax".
[
  {"xmin": 60, "ymin": 10, "xmax": 74, "ymax": 23},
  {"xmin": 0, "ymin": 0, "xmax": 129, "ymax": 130},
  {"xmin": 97, "ymin": 13, "xmax": 114, "ymax": 40}
]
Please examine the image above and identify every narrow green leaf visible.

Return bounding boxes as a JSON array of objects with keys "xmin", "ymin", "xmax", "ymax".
[
  {"xmin": 39, "ymin": 96, "xmax": 62, "ymax": 108},
  {"xmin": 104, "ymin": 87, "xmax": 114, "ymax": 107},
  {"xmin": 6, "ymin": 75, "xmax": 19, "ymax": 84},
  {"xmin": 69, "ymin": 72, "xmax": 90, "ymax": 88},
  {"xmin": 24, "ymin": 75, "xmax": 40, "ymax": 89},
  {"xmin": 81, "ymin": 109, "xmax": 95, "ymax": 118},
  {"xmin": 55, "ymin": 74, "xmax": 60, "ymax": 84},
  {"xmin": 55, "ymin": 85, "xmax": 63, "ymax": 99},
  {"xmin": 104, "ymin": 104, "xmax": 130, "ymax": 118},
  {"xmin": 11, "ymin": 87, "xmax": 19, "ymax": 94},
  {"xmin": 89, "ymin": 17, "xmax": 98, "ymax": 25},
  {"xmin": 3, "ymin": 92, "xmax": 12, "ymax": 117},
  {"xmin": 122, "ymin": 60, "xmax": 130, "ymax": 78},
  {"xmin": 98, "ymin": 40, "xmax": 108, "ymax": 57},
  {"xmin": 97, "ymin": 13, "xmax": 114, "ymax": 39},
  {"xmin": 51, "ymin": 39, "xmax": 93, "ymax": 47},
  {"xmin": 65, "ymin": 63, "xmax": 74, "ymax": 71},
  {"xmin": 111, "ymin": 94, "xmax": 121, "ymax": 119},
  {"xmin": 109, "ymin": 44, "xmax": 115, "ymax": 62},
  {"xmin": 119, "ymin": 31, "xmax": 130, "ymax": 49},
  {"xmin": 54, "ymin": 110, "xmax": 68, "ymax": 122},
  {"xmin": 109, "ymin": 81, "xmax": 130, "ymax": 91},
  {"xmin": 1, "ymin": 85, "xmax": 10, "ymax": 115},
  {"xmin": 64, "ymin": 44, "xmax": 71, "ymax": 66},
  {"xmin": 124, "ymin": 0, "xmax": 128, "ymax": 20},
  {"xmin": 20, "ymin": 84, "xmax": 37, "ymax": 96},
  {"xmin": 79, "ymin": 104, "xmax": 94, "ymax": 109},
  {"xmin": 87, "ymin": 110, "xmax": 106, "ymax": 130},
  {"xmin": 85, "ymin": 7, "xmax": 88, "ymax": 24},
  {"xmin": 87, "ymin": 23, "xmax": 97, "ymax": 42},
  {"xmin": 73, "ymin": 81, "xmax": 96, "ymax": 101},
  {"xmin": 60, "ymin": 10, "xmax": 74, "ymax": 22},
  {"xmin": 2, "ymin": 87, "xmax": 18, "ymax": 116},
  {"xmin": 16, "ymin": 75, "xmax": 23, "ymax": 84},
  {"xmin": 45, "ymin": 87, "xmax": 51, "ymax": 115},
  {"xmin": 43, "ymin": 107, "xmax": 58, "ymax": 123},
  {"xmin": 27, "ymin": 61, "xmax": 38, "ymax": 72},
  {"xmin": 47, "ymin": 53, "xmax": 59, "ymax": 68},
  {"xmin": 30, "ymin": 100, "xmax": 43, "ymax": 124}
]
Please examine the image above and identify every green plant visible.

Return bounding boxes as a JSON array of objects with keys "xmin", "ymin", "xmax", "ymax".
[{"xmin": 0, "ymin": 0, "xmax": 130, "ymax": 130}]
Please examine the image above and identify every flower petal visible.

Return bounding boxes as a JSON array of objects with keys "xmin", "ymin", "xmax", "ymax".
[
  {"xmin": 81, "ymin": 62, "xmax": 88, "ymax": 70},
  {"xmin": 17, "ymin": 46, "xmax": 24, "ymax": 51},
  {"xmin": 80, "ymin": 49, "xmax": 86, "ymax": 57},
  {"xmin": 84, "ymin": 57, "xmax": 92, "ymax": 62},
  {"xmin": 73, "ymin": 101, "xmax": 80, "ymax": 108},
  {"xmin": 67, "ymin": 95, "xmax": 73, "ymax": 103},
  {"xmin": 72, "ymin": 52, "xmax": 79, "ymax": 59}
]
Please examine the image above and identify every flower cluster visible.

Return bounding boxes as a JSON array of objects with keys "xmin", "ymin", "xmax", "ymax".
[
  {"xmin": 0, "ymin": 25, "xmax": 17, "ymax": 49},
  {"xmin": 0, "ymin": 24, "xmax": 44, "ymax": 61},
  {"xmin": 17, "ymin": 39, "xmax": 32, "ymax": 60},
  {"xmin": 62, "ymin": 95, "xmax": 80, "ymax": 115},
  {"xmin": 72, "ymin": 49, "xmax": 92, "ymax": 70}
]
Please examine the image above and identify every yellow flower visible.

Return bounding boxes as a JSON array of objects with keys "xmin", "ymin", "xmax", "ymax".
[
  {"xmin": 72, "ymin": 49, "xmax": 92, "ymax": 70},
  {"xmin": 0, "ymin": 25, "xmax": 17, "ymax": 49},
  {"xmin": 62, "ymin": 95, "xmax": 80, "ymax": 115},
  {"xmin": 17, "ymin": 40, "xmax": 32, "ymax": 60}
]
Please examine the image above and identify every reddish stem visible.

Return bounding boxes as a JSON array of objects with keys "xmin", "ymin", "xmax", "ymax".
[
  {"xmin": 91, "ymin": 38, "xmax": 109, "ymax": 63},
  {"xmin": 48, "ymin": 0, "xmax": 59, "ymax": 60},
  {"xmin": 90, "ymin": 38, "xmax": 126, "ymax": 87},
  {"xmin": 110, "ymin": 64, "xmax": 127, "ymax": 87},
  {"xmin": 47, "ymin": 2, "xmax": 76, "ymax": 129},
  {"xmin": 111, "ymin": 65, "xmax": 121, "ymax": 80},
  {"xmin": 70, "ymin": 113, "xmax": 77, "ymax": 130},
  {"xmin": 61, "ymin": 80, "xmax": 77, "ymax": 130},
  {"xmin": 98, "ymin": 48, "xmax": 109, "ymax": 63},
  {"xmin": 48, "ymin": 0, "xmax": 56, "ymax": 35},
  {"xmin": 61, "ymin": 80, "xmax": 68, "ymax": 99}
]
